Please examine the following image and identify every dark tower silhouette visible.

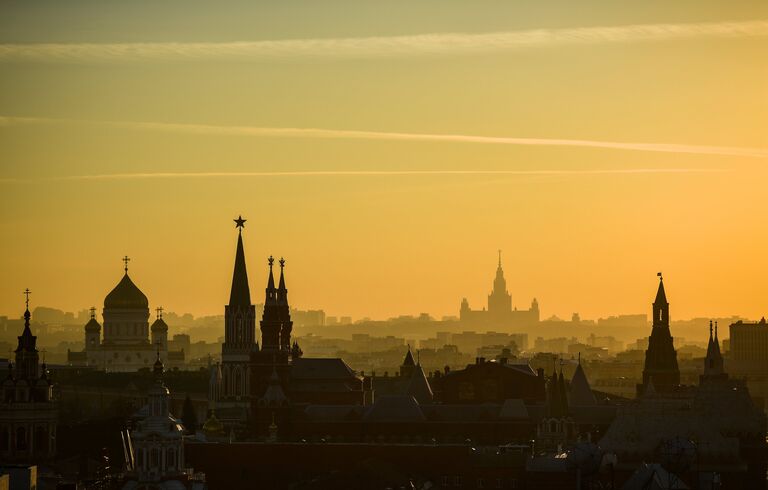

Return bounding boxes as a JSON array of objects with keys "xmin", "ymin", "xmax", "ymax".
[
  {"xmin": 260, "ymin": 256, "xmax": 282, "ymax": 351},
  {"xmin": 702, "ymin": 320, "xmax": 726, "ymax": 381},
  {"xmin": 15, "ymin": 289, "xmax": 39, "ymax": 379},
  {"xmin": 220, "ymin": 216, "xmax": 257, "ymax": 404},
  {"xmin": 277, "ymin": 258, "xmax": 293, "ymax": 352},
  {"xmin": 638, "ymin": 274, "xmax": 680, "ymax": 396}
]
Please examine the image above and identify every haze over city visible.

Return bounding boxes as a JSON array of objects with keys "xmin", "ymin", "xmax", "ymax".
[{"xmin": 2, "ymin": 1, "xmax": 768, "ymax": 323}]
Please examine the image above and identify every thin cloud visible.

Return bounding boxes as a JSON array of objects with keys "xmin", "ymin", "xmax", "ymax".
[
  {"xmin": 49, "ymin": 169, "xmax": 727, "ymax": 181},
  {"xmin": 0, "ymin": 20, "xmax": 767, "ymax": 63},
  {"xmin": 2, "ymin": 116, "xmax": 766, "ymax": 158}
]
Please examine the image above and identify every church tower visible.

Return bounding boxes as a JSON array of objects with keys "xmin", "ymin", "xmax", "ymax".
[
  {"xmin": 487, "ymin": 251, "xmax": 512, "ymax": 318},
  {"xmin": 638, "ymin": 274, "xmax": 680, "ymax": 396},
  {"xmin": 219, "ymin": 216, "xmax": 257, "ymax": 410}
]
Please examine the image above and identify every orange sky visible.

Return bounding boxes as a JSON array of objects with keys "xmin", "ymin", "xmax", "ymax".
[{"xmin": 1, "ymin": 1, "xmax": 767, "ymax": 322}]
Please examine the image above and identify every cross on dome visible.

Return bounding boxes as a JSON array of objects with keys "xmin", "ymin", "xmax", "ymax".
[
  {"xmin": 23, "ymin": 288, "xmax": 31, "ymax": 309},
  {"xmin": 123, "ymin": 255, "xmax": 131, "ymax": 273}
]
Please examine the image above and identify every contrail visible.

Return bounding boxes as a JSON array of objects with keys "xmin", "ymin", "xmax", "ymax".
[
  {"xmin": 50, "ymin": 169, "xmax": 727, "ymax": 181},
  {"xmin": 2, "ymin": 116, "xmax": 766, "ymax": 158},
  {"xmin": 1, "ymin": 20, "xmax": 766, "ymax": 63}
]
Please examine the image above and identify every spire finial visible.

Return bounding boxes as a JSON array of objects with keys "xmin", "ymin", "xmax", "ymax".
[
  {"xmin": 498, "ymin": 249, "xmax": 502, "ymax": 268},
  {"xmin": 279, "ymin": 257, "xmax": 285, "ymax": 269},
  {"xmin": 578, "ymin": 352, "xmax": 581, "ymax": 365},
  {"xmin": 714, "ymin": 321, "xmax": 718, "ymax": 339},
  {"xmin": 234, "ymin": 215, "xmax": 246, "ymax": 232},
  {"xmin": 657, "ymin": 271, "xmax": 663, "ymax": 281},
  {"xmin": 23, "ymin": 288, "xmax": 31, "ymax": 310},
  {"xmin": 156, "ymin": 306, "xmax": 163, "ymax": 320},
  {"xmin": 268, "ymin": 255, "xmax": 274, "ymax": 269},
  {"xmin": 123, "ymin": 255, "xmax": 131, "ymax": 273},
  {"xmin": 90, "ymin": 306, "xmax": 96, "ymax": 320}
]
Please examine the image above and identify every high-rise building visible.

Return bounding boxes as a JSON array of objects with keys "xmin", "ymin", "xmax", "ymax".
[
  {"xmin": 637, "ymin": 274, "xmax": 680, "ymax": 396},
  {"xmin": 459, "ymin": 252, "xmax": 539, "ymax": 329}
]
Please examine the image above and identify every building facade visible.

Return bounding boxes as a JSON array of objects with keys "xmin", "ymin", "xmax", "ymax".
[{"xmin": 67, "ymin": 260, "xmax": 185, "ymax": 372}]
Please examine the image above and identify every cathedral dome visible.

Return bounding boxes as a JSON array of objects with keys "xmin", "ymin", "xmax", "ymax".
[
  {"xmin": 104, "ymin": 273, "xmax": 148, "ymax": 310},
  {"xmin": 151, "ymin": 317, "xmax": 168, "ymax": 332}
]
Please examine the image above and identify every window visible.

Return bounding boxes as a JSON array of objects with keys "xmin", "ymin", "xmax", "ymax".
[
  {"xmin": 453, "ymin": 475, "xmax": 462, "ymax": 487},
  {"xmin": 495, "ymin": 478, "xmax": 502, "ymax": 488},
  {"xmin": 441, "ymin": 476, "xmax": 449, "ymax": 487},
  {"xmin": 477, "ymin": 478, "xmax": 484, "ymax": 488},
  {"xmin": 510, "ymin": 478, "xmax": 518, "ymax": 489},
  {"xmin": 35, "ymin": 426, "xmax": 48, "ymax": 454},
  {"xmin": 16, "ymin": 427, "xmax": 27, "ymax": 451}
]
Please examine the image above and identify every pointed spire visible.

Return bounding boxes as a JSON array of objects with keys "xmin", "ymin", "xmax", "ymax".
[
  {"xmin": 265, "ymin": 256, "xmax": 277, "ymax": 305},
  {"xmin": 498, "ymin": 249, "xmax": 502, "ymax": 269},
  {"xmin": 403, "ymin": 345, "xmax": 416, "ymax": 367},
  {"xmin": 229, "ymin": 222, "xmax": 252, "ymax": 307},
  {"xmin": 277, "ymin": 257, "xmax": 288, "ymax": 305},
  {"xmin": 17, "ymin": 289, "xmax": 36, "ymax": 353},
  {"xmin": 654, "ymin": 273, "xmax": 667, "ymax": 305}
]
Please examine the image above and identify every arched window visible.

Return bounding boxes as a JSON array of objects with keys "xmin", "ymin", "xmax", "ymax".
[
  {"xmin": 233, "ymin": 368, "xmax": 242, "ymax": 396},
  {"xmin": 16, "ymin": 427, "xmax": 27, "ymax": 451},
  {"xmin": 150, "ymin": 448, "xmax": 159, "ymax": 468},
  {"xmin": 35, "ymin": 426, "xmax": 48, "ymax": 454},
  {"xmin": 167, "ymin": 448, "xmax": 175, "ymax": 469},
  {"xmin": 0, "ymin": 426, "xmax": 8, "ymax": 450}
]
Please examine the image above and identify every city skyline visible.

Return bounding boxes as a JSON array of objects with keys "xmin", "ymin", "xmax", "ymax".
[
  {"xmin": 1, "ymin": 223, "xmax": 764, "ymax": 327},
  {"xmin": 2, "ymin": 1, "xmax": 767, "ymax": 322}
]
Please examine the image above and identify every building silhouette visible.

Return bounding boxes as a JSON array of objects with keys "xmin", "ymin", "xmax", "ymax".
[
  {"xmin": 459, "ymin": 252, "xmax": 539, "ymax": 328},
  {"xmin": 67, "ymin": 259, "xmax": 185, "ymax": 371},
  {"xmin": 637, "ymin": 274, "xmax": 680, "ymax": 396},
  {"xmin": 208, "ymin": 217, "xmax": 368, "ymax": 432},
  {"xmin": 1, "ymin": 295, "xmax": 57, "ymax": 463}
]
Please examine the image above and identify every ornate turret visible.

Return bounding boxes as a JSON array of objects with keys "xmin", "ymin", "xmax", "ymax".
[
  {"xmin": 638, "ymin": 274, "xmax": 680, "ymax": 396},
  {"xmin": 260, "ymin": 256, "xmax": 282, "ymax": 351},
  {"xmin": 277, "ymin": 258, "xmax": 293, "ymax": 351},
  {"xmin": 15, "ymin": 289, "xmax": 39, "ymax": 379},
  {"xmin": 151, "ymin": 307, "xmax": 169, "ymax": 352}
]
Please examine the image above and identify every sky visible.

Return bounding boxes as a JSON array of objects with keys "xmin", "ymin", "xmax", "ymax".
[{"xmin": 1, "ymin": 1, "xmax": 767, "ymax": 323}]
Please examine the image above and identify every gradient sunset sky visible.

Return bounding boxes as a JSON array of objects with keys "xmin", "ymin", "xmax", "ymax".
[{"xmin": 1, "ymin": 1, "xmax": 767, "ymax": 322}]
